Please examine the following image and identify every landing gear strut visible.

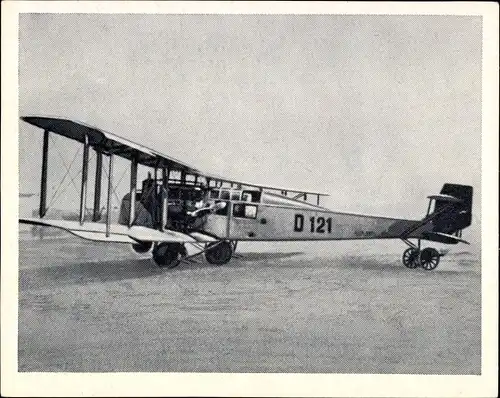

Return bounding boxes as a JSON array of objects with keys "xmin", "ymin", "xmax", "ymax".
[
  {"xmin": 152, "ymin": 242, "xmax": 186, "ymax": 268},
  {"xmin": 401, "ymin": 239, "xmax": 441, "ymax": 271}
]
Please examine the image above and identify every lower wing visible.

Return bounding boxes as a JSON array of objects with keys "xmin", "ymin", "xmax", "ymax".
[{"xmin": 20, "ymin": 217, "xmax": 197, "ymax": 244}]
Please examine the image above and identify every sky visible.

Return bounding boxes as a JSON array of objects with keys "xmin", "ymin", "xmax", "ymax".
[{"xmin": 19, "ymin": 14, "xmax": 482, "ymax": 233}]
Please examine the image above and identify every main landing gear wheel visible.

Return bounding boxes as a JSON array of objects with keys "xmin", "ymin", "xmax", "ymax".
[
  {"xmin": 152, "ymin": 242, "xmax": 186, "ymax": 268},
  {"xmin": 131, "ymin": 241, "xmax": 153, "ymax": 253},
  {"xmin": 419, "ymin": 247, "xmax": 440, "ymax": 271},
  {"xmin": 205, "ymin": 241, "xmax": 233, "ymax": 265},
  {"xmin": 402, "ymin": 247, "xmax": 420, "ymax": 269}
]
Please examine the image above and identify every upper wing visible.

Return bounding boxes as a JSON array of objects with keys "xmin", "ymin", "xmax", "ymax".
[
  {"xmin": 201, "ymin": 171, "xmax": 329, "ymax": 196},
  {"xmin": 21, "ymin": 116, "xmax": 329, "ymax": 196},
  {"xmin": 21, "ymin": 116, "xmax": 203, "ymax": 173}
]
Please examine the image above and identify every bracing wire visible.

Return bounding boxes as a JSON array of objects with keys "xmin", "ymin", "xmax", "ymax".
[
  {"xmin": 42, "ymin": 135, "xmax": 161, "ymax": 223},
  {"xmin": 49, "ymin": 134, "xmax": 80, "ymax": 193},
  {"xmin": 48, "ymin": 152, "xmax": 95, "ymax": 210},
  {"xmin": 46, "ymin": 146, "xmax": 82, "ymax": 210},
  {"xmin": 102, "ymin": 159, "xmax": 128, "ymax": 205}
]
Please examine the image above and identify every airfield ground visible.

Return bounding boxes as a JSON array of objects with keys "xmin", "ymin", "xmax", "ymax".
[{"xmin": 18, "ymin": 234, "xmax": 480, "ymax": 374}]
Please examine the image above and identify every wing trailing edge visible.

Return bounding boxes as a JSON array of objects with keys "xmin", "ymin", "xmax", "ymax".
[{"xmin": 20, "ymin": 217, "xmax": 197, "ymax": 244}]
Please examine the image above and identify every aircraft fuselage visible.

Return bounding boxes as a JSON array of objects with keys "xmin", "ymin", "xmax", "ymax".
[{"xmin": 203, "ymin": 191, "xmax": 428, "ymax": 241}]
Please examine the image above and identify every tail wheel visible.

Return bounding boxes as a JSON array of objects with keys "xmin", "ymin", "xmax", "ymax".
[
  {"xmin": 131, "ymin": 241, "xmax": 152, "ymax": 253},
  {"xmin": 402, "ymin": 248, "xmax": 420, "ymax": 268},
  {"xmin": 419, "ymin": 247, "xmax": 440, "ymax": 271},
  {"xmin": 152, "ymin": 242, "xmax": 185, "ymax": 268},
  {"xmin": 205, "ymin": 241, "xmax": 233, "ymax": 265}
]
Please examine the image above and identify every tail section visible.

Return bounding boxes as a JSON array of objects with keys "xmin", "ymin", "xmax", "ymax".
[
  {"xmin": 433, "ymin": 183, "xmax": 473, "ymax": 233},
  {"xmin": 422, "ymin": 183, "xmax": 473, "ymax": 244},
  {"xmin": 401, "ymin": 183, "xmax": 474, "ymax": 270}
]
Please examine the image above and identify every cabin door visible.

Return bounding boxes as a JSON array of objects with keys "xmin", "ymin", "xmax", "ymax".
[{"xmin": 229, "ymin": 202, "xmax": 260, "ymax": 239}]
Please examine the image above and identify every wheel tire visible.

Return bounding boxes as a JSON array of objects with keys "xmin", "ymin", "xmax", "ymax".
[
  {"xmin": 205, "ymin": 241, "xmax": 233, "ymax": 265},
  {"xmin": 419, "ymin": 247, "xmax": 440, "ymax": 271},
  {"xmin": 402, "ymin": 248, "xmax": 420, "ymax": 269},
  {"xmin": 131, "ymin": 241, "xmax": 152, "ymax": 253},
  {"xmin": 152, "ymin": 242, "xmax": 183, "ymax": 268}
]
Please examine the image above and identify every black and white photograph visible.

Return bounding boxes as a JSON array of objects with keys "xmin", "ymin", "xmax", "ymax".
[{"xmin": 1, "ymin": 1, "xmax": 498, "ymax": 397}]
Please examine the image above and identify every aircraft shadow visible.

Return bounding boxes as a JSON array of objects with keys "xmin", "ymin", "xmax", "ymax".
[
  {"xmin": 177, "ymin": 251, "xmax": 305, "ymax": 271},
  {"xmin": 19, "ymin": 251, "xmax": 305, "ymax": 289},
  {"xmin": 329, "ymin": 255, "xmax": 471, "ymax": 275},
  {"xmin": 233, "ymin": 251, "xmax": 304, "ymax": 261},
  {"xmin": 19, "ymin": 258, "xmax": 161, "ymax": 290},
  {"xmin": 19, "ymin": 250, "xmax": 470, "ymax": 291}
]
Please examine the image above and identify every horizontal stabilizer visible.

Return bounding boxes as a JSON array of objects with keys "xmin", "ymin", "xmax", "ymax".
[
  {"xmin": 422, "ymin": 231, "xmax": 470, "ymax": 245},
  {"xmin": 427, "ymin": 194, "xmax": 463, "ymax": 203},
  {"xmin": 20, "ymin": 218, "xmax": 196, "ymax": 244}
]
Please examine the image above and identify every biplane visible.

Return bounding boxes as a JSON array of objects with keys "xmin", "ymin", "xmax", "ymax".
[{"xmin": 19, "ymin": 116, "xmax": 473, "ymax": 271}]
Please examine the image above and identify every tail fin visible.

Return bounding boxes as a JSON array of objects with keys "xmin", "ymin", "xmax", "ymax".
[
  {"xmin": 432, "ymin": 183, "xmax": 473, "ymax": 234},
  {"xmin": 403, "ymin": 183, "xmax": 473, "ymax": 244}
]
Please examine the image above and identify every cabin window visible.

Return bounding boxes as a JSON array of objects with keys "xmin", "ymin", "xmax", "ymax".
[
  {"xmin": 209, "ymin": 189, "xmax": 219, "ymax": 199},
  {"xmin": 233, "ymin": 204, "xmax": 245, "ymax": 218},
  {"xmin": 233, "ymin": 204, "xmax": 257, "ymax": 219},
  {"xmin": 245, "ymin": 205, "xmax": 257, "ymax": 218},
  {"xmin": 231, "ymin": 190, "xmax": 241, "ymax": 201},
  {"xmin": 220, "ymin": 190, "xmax": 230, "ymax": 200},
  {"xmin": 242, "ymin": 190, "xmax": 261, "ymax": 203}
]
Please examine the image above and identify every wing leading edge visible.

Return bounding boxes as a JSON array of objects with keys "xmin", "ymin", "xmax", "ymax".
[{"xmin": 21, "ymin": 116, "xmax": 328, "ymax": 196}]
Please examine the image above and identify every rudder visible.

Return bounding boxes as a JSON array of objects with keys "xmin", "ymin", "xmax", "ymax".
[{"xmin": 433, "ymin": 183, "xmax": 473, "ymax": 234}]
